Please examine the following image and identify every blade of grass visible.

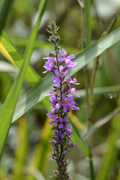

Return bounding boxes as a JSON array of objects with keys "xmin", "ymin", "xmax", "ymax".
[
  {"xmin": 12, "ymin": 28, "xmax": 120, "ymax": 121},
  {"xmin": 0, "ymin": 31, "xmax": 41, "ymax": 86},
  {"xmin": 12, "ymin": 115, "xmax": 28, "ymax": 180},
  {"xmin": 76, "ymin": 85, "xmax": 120, "ymax": 97},
  {"xmin": 0, "ymin": 30, "xmax": 51, "ymax": 112},
  {"xmin": 83, "ymin": 107, "xmax": 120, "ymax": 140},
  {"xmin": 25, "ymin": 117, "xmax": 51, "ymax": 180},
  {"xmin": 0, "ymin": 0, "xmax": 14, "ymax": 35},
  {"xmin": 12, "ymin": 38, "xmax": 79, "ymax": 54},
  {"xmin": 88, "ymin": 12, "xmax": 120, "ymax": 124},
  {"xmin": 0, "ymin": 0, "xmax": 48, "ymax": 160},
  {"xmin": 84, "ymin": 0, "xmax": 91, "ymax": 46},
  {"xmin": 70, "ymin": 116, "xmax": 90, "ymax": 157}
]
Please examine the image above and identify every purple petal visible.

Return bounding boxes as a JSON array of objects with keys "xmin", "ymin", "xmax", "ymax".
[
  {"xmin": 59, "ymin": 48, "xmax": 67, "ymax": 57},
  {"xmin": 59, "ymin": 124, "xmax": 64, "ymax": 129},
  {"xmin": 67, "ymin": 54, "xmax": 75, "ymax": 59},
  {"xmin": 58, "ymin": 57, "xmax": 64, "ymax": 62},
  {"xmin": 63, "ymin": 105, "xmax": 67, "ymax": 113},
  {"xmin": 49, "ymin": 121, "xmax": 54, "ymax": 126},
  {"xmin": 51, "ymin": 76, "xmax": 60, "ymax": 86},
  {"xmin": 66, "ymin": 124, "xmax": 72, "ymax": 131},
  {"xmin": 54, "ymin": 70, "xmax": 60, "ymax": 77},
  {"xmin": 55, "ymin": 103, "xmax": 61, "ymax": 109},
  {"xmin": 50, "ymin": 95, "xmax": 57, "ymax": 103},
  {"xmin": 62, "ymin": 93, "xmax": 65, "ymax": 101},
  {"xmin": 59, "ymin": 117, "xmax": 64, "ymax": 123},
  {"xmin": 62, "ymin": 70, "xmax": 68, "ymax": 77},
  {"xmin": 59, "ymin": 65, "xmax": 64, "ymax": 72},
  {"xmin": 64, "ymin": 116, "xmax": 69, "ymax": 122}
]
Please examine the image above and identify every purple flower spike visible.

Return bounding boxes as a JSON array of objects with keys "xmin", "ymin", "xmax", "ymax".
[{"xmin": 43, "ymin": 31, "xmax": 80, "ymax": 179}]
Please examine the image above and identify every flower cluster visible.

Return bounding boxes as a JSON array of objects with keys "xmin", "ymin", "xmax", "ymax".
[{"xmin": 43, "ymin": 21, "xmax": 80, "ymax": 180}]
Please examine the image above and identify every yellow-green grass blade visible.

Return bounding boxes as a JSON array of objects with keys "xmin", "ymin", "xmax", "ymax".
[
  {"xmin": 12, "ymin": 28, "xmax": 120, "ymax": 123},
  {"xmin": 0, "ymin": 31, "xmax": 41, "ymax": 86},
  {"xmin": 25, "ymin": 117, "xmax": 51, "ymax": 180},
  {"xmin": 12, "ymin": 116, "xmax": 28, "ymax": 180},
  {"xmin": 0, "ymin": 0, "xmax": 48, "ymax": 160},
  {"xmin": 0, "ymin": 30, "xmax": 51, "ymax": 112}
]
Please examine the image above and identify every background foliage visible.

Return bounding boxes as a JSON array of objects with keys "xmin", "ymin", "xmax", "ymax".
[{"xmin": 0, "ymin": 0, "xmax": 120, "ymax": 180}]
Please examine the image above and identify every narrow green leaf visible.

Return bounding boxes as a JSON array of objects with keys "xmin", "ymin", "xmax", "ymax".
[
  {"xmin": 70, "ymin": 117, "xmax": 90, "ymax": 157},
  {"xmin": 83, "ymin": 107, "xmax": 120, "ymax": 140},
  {"xmin": 0, "ymin": 0, "xmax": 14, "ymax": 35},
  {"xmin": 84, "ymin": 0, "xmax": 91, "ymax": 46},
  {"xmin": 12, "ymin": 38, "xmax": 79, "ymax": 54},
  {"xmin": 12, "ymin": 116, "xmax": 28, "ymax": 180},
  {"xmin": 76, "ymin": 85, "xmax": 120, "ymax": 97},
  {"xmin": 0, "ymin": 31, "xmax": 41, "ymax": 86},
  {"xmin": 12, "ymin": 28, "xmax": 120, "ymax": 122},
  {"xmin": 0, "ymin": 0, "xmax": 48, "ymax": 160}
]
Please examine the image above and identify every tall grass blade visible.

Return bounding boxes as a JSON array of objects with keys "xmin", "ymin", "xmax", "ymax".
[
  {"xmin": 0, "ymin": 0, "xmax": 47, "ymax": 160},
  {"xmin": 12, "ymin": 28, "xmax": 120, "ymax": 123}
]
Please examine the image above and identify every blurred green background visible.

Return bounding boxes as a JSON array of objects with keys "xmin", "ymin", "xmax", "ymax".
[{"xmin": 0, "ymin": 0, "xmax": 120, "ymax": 179}]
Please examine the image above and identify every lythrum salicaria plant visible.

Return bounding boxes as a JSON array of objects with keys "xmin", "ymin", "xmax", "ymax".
[{"xmin": 43, "ymin": 22, "xmax": 80, "ymax": 180}]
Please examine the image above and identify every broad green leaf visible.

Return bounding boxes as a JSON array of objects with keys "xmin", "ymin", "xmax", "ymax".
[
  {"xmin": 0, "ymin": 0, "xmax": 14, "ymax": 35},
  {"xmin": 12, "ymin": 28, "xmax": 120, "ymax": 123},
  {"xmin": 0, "ymin": 0, "xmax": 48, "ymax": 160}
]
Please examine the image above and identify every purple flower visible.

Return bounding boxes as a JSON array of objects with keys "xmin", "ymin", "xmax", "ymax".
[
  {"xmin": 65, "ymin": 58, "xmax": 77, "ymax": 68},
  {"xmin": 43, "ymin": 57, "xmax": 54, "ymax": 73},
  {"xmin": 71, "ymin": 142, "xmax": 77, "ymax": 148},
  {"xmin": 58, "ymin": 48, "xmax": 75, "ymax": 63},
  {"xmin": 68, "ymin": 77, "xmax": 79, "ymax": 85},
  {"xmin": 49, "ymin": 118, "xmax": 57, "ymax": 126},
  {"xmin": 43, "ymin": 45, "xmax": 79, "ymax": 179},
  {"xmin": 69, "ymin": 87, "xmax": 80, "ymax": 97},
  {"xmin": 59, "ymin": 117, "xmax": 72, "ymax": 131}
]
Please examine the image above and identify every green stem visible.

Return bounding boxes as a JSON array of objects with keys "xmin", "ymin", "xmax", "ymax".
[{"xmin": 89, "ymin": 153, "xmax": 95, "ymax": 180}]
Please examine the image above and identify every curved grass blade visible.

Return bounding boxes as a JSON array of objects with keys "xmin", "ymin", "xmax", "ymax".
[
  {"xmin": 12, "ymin": 27, "xmax": 120, "ymax": 122},
  {"xmin": 83, "ymin": 107, "xmax": 120, "ymax": 140},
  {"xmin": 0, "ymin": 0, "xmax": 48, "ymax": 160},
  {"xmin": 0, "ymin": 31, "xmax": 41, "ymax": 86},
  {"xmin": 0, "ymin": 0, "xmax": 14, "ymax": 35}
]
